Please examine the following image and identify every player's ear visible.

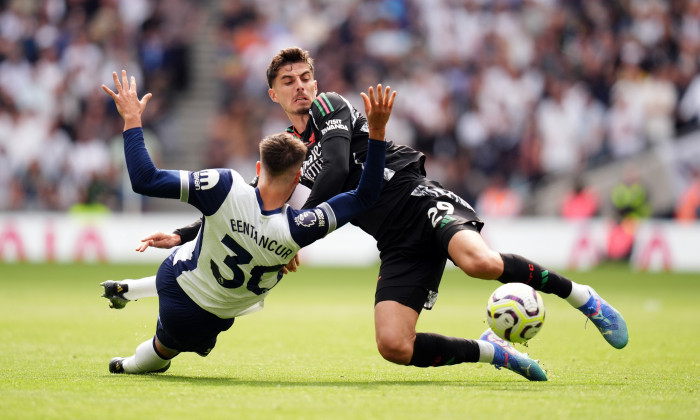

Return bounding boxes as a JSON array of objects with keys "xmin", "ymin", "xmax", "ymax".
[
  {"xmin": 268, "ymin": 88, "xmax": 278, "ymax": 103},
  {"xmin": 294, "ymin": 169, "xmax": 301, "ymax": 184},
  {"xmin": 256, "ymin": 161, "xmax": 261, "ymax": 176}
]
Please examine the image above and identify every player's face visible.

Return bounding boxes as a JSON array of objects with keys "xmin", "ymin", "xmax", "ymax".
[{"xmin": 269, "ymin": 62, "xmax": 317, "ymax": 116}]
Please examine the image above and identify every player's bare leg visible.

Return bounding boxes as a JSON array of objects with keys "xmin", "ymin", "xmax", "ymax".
[{"xmin": 374, "ymin": 300, "xmax": 418, "ymax": 364}]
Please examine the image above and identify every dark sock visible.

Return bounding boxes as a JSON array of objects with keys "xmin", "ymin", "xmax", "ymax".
[
  {"xmin": 498, "ymin": 253, "xmax": 573, "ymax": 299},
  {"xmin": 408, "ymin": 333, "xmax": 480, "ymax": 367}
]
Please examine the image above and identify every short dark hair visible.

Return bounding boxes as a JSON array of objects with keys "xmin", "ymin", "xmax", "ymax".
[
  {"xmin": 266, "ymin": 47, "xmax": 314, "ymax": 88},
  {"xmin": 259, "ymin": 133, "xmax": 307, "ymax": 176}
]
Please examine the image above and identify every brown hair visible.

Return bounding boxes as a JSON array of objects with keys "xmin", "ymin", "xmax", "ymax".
[
  {"xmin": 266, "ymin": 47, "xmax": 314, "ymax": 88},
  {"xmin": 259, "ymin": 132, "xmax": 308, "ymax": 176}
]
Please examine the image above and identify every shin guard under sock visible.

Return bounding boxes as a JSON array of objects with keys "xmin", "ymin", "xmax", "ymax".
[
  {"xmin": 498, "ymin": 253, "xmax": 572, "ymax": 299},
  {"xmin": 122, "ymin": 276, "xmax": 157, "ymax": 300},
  {"xmin": 122, "ymin": 337, "xmax": 171, "ymax": 373},
  {"xmin": 408, "ymin": 333, "xmax": 480, "ymax": 367}
]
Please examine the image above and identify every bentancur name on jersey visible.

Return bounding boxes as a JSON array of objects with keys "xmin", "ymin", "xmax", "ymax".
[{"xmin": 229, "ymin": 218, "xmax": 294, "ymax": 260}]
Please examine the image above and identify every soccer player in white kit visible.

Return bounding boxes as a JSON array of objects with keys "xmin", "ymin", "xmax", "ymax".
[{"xmin": 101, "ymin": 70, "xmax": 393, "ymax": 374}]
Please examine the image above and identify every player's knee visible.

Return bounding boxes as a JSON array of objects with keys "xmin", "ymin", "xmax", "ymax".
[
  {"xmin": 154, "ymin": 337, "xmax": 179, "ymax": 359},
  {"xmin": 376, "ymin": 332, "xmax": 413, "ymax": 365}
]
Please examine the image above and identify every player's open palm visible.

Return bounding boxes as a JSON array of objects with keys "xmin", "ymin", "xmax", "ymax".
[
  {"xmin": 101, "ymin": 70, "xmax": 152, "ymax": 130},
  {"xmin": 361, "ymin": 84, "xmax": 396, "ymax": 141}
]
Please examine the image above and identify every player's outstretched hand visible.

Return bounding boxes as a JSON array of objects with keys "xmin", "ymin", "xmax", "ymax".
[
  {"xmin": 361, "ymin": 84, "xmax": 396, "ymax": 142},
  {"xmin": 282, "ymin": 253, "xmax": 300, "ymax": 274},
  {"xmin": 101, "ymin": 70, "xmax": 152, "ymax": 130},
  {"xmin": 136, "ymin": 232, "xmax": 182, "ymax": 252}
]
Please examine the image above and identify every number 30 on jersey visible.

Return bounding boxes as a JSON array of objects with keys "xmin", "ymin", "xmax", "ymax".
[{"xmin": 210, "ymin": 234, "xmax": 284, "ymax": 296}]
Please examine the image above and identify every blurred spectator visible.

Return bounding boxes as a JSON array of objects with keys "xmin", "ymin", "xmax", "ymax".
[
  {"xmin": 69, "ymin": 178, "xmax": 113, "ymax": 215},
  {"xmin": 574, "ymin": 83, "xmax": 607, "ymax": 167},
  {"xmin": 607, "ymin": 164, "xmax": 652, "ymax": 261},
  {"xmin": 205, "ymin": 99, "xmax": 258, "ymax": 182},
  {"xmin": 679, "ymin": 73, "xmax": 700, "ymax": 132},
  {"xmin": 0, "ymin": 41, "xmax": 32, "ymax": 105},
  {"xmin": 61, "ymin": 29, "xmax": 104, "ymax": 100},
  {"xmin": 0, "ymin": 0, "xmax": 198, "ymax": 212},
  {"xmin": 640, "ymin": 60, "xmax": 677, "ymax": 146},
  {"xmin": 675, "ymin": 168, "xmax": 700, "ymax": 223},
  {"xmin": 606, "ymin": 64, "xmax": 647, "ymax": 159},
  {"xmin": 476, "ymin": 173, "xmax": 523, "ymax": 219},
  {"xmin": 561, "ymin": 178, "xmax": 600, "ymax": 219},
  {"xmin": 610, "ymin": 164, "xmax": 652, "ymax": 221},
  {"xmin": 3, "ymin": 0, "xmax": 700, "ymax": 215},
  {"xmin": 534, "ymin": 77, "xmax": 584, "ymax": 175}
]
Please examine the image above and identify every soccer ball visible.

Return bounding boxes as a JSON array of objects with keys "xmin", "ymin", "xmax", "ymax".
[{"xmin": 486, "ymin": 283, "xmax": 545, "ymax": 343}]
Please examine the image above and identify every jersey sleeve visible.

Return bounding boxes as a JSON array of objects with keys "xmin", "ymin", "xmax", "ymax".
[
  {"xmin": 303, "ymin": 92, "xmax": 357, "ymax": 208},
  {"xmin": 181, "ymin": 168, "xmax": 236, "ymax": 216},
  {"xmin": 173, "ymin": 217, "xmax": 203, "ymax": 244},
  {"xmin": 310, "ymin": 92, "xmax": 354, "ymax": 143},
  {"xmin": 302, "ymin": 136, "xmax": 350, "ymax": 209},
  {"xmin": 123, "ymin": 127, "xmax": 234, "ymax": 216},
  {"xmin": 123, "ymin": 127, "xmax": 182, "ymax": 199},
  {"xmin": 286, "ymin": 204, "xmax": 337, "ymax": 248},
  {"xmin": 289, "ymin": 138, "xmax": 386, "ymax": 248}
]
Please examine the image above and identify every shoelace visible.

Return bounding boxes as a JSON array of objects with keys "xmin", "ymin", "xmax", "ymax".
[
  {"xmin": 493, "ymin": 352, "xmax": 509, "ymax": 369},
  {"xmin": 583, "ymin": 303, "xmax": 618, "ymax": 331}
]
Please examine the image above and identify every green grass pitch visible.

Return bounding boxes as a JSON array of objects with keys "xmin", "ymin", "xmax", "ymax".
[{"xmin": 1, "ymin": 262, "xmax": 698, "ymax": 420}]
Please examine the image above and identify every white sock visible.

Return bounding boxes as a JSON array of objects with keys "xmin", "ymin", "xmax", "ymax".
[
  {"xmin": 477, "ymin": 340, "xmax": 495, "ymax": 363},
  {"xmin": 122, "ymin": 276, "xmax": 157, "ymax": 300},
  {"xmin": 122, "ymin": 338, "xmax": 170, "ymax": 373},
  {"xmin": 565, "ymin": 282, "xmax": 591, "ymax": 308}
]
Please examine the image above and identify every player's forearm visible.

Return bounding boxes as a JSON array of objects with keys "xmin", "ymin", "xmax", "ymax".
[
  {"xmin": 354, "ymin": 138, "xmax": 386, "ymax": 204},
  {"xmin": 123, "ymin": 127, "xmax": 181, "ymax": 198},
  {"xmin": 173, "ymin": 218, "xmax": 203, "ymax": 244},
  {"xmin": 304, "ymin": 168, "xmax": 347, "ymax": 208}
]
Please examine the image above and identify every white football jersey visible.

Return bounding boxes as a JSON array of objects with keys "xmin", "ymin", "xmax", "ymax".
[
  {"xmin": 171, "ymin": 168, "xmax": 337, "ymax": 319},
  {"xmin": 123, "ymin": 127, "xmax": 385, "ymax": 319}
]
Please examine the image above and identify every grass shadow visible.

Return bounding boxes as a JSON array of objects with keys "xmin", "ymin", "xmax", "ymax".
[{"xmin": 114, "ymin": 374, "xmax": 612, "ymax": 390}]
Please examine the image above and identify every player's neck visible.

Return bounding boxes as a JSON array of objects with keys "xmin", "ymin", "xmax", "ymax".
[
  {"xmin": 257, "ymin": 183, "xmax": 291, "ymax": 211},
  {"xmin": 288, "ymin": 113, "xmax": 309, "ymax": 134}
]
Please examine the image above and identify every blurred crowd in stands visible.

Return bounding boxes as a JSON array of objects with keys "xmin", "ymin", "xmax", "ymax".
[
  {"xmin": 0, "ymin": 0, "xmax": 198, "ymax": 212},
  {"xmin": 2, "ymin": 0, "xmax": 700, "ymax": 224}
]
